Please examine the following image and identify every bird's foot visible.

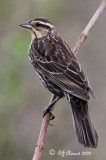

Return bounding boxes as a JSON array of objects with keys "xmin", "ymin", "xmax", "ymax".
[
  {"xmin": 43, "ymin": 108, "xmax": 55, "ymax": 120},
  {"xmin": 43, "ymin": 96, "xmax": 61, "ymax": 120}
]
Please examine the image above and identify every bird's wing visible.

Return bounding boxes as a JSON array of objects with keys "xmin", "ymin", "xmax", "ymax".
[
  {"xmin": 31, "ymin": 40, "xmax": 95, "ymax": 100},
  {"xmin": 35, "ymin": 58, "xmax": 94, "ymax": 101}
]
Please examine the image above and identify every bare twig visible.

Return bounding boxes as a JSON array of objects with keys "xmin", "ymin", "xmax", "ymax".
[
  {"xmin": 32, "ymin": 1, "xmax": 106, "ymax": 160},
  {"xmin": 73, "ymin": 0, "xmax": 106, "ymax": 56},
  {"xmin": 32, "ymin": 94, "xmax": 57, "ymax": 160}
]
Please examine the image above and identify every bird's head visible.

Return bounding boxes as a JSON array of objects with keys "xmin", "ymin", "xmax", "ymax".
[{"xmin": 19, "ymin": 17, "xmax": 56, "ymax": 40}]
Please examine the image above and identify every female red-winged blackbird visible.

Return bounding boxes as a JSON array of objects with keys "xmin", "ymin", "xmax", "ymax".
[{"xmin": 19, "ymin": 17, "xmax": 98, "ymax": 148}]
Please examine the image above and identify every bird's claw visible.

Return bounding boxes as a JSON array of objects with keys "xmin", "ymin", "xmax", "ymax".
[{"xmin": 43, "ymin": 109, "xmax": 55, "ymax": 120}]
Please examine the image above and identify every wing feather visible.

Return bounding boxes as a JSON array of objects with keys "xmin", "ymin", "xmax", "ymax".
[
  {"xmin": 35, "ymin": 60, "xmax": 90, "ymax": 101},
  {"xmin": 32, "ymin": 40, "xmax": 95, "ymax": 100}
]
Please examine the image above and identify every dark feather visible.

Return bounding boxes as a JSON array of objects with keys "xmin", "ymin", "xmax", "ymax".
[
  {"xmin": 67, "ymin": 94, "xmax": 98, "ymax": 148},
  {"xmin": 35, "ymin": 60, "xmax": 90, "ymax": 101},
  {"xmin": 33, "ymin": 39, "xmax": 94, "ymax": 96}
]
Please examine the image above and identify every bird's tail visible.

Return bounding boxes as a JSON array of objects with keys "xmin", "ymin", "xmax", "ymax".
[{"xmin": 67, "ymin": 95, "xmax": 98, "ymax": 148}]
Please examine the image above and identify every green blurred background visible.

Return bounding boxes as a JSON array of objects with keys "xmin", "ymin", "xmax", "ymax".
[{"xmin": 0, "ymin": 0, "xmax": 106, "ymax": 159}]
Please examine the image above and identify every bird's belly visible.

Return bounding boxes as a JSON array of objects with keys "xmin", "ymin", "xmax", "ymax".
[
  {"xmin": 29, "ymin": 52, "xmax": 64, "ymax": 96},
  {"xmin": 35, "ymin": 69, "xmax": 63, "ymax": 97}
]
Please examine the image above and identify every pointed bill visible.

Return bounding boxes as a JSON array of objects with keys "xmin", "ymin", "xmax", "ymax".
[{"xmin": 19, "ymin": 21, "xmax": 32, "ymax": 29}]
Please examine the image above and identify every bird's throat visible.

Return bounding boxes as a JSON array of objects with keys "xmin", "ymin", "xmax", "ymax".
[{"xmin": 27, "ymin": 29, "xmax": 36, "ymax": 40}]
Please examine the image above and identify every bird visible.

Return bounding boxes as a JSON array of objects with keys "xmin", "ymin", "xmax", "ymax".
[{"xmin": 19, "ymin": 17, "xmax": 98, "ymax": 148}]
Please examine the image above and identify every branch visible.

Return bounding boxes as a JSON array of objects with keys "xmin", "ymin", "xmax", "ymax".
[
  {"xmin": 73, "ymin": 0, "xmax": 106, "ymax": 56},
  {"xmin": 32, "ymin": 94, "xmax": 57, "ymax": 160},
  {"xmin": 32, "ymin": 1, "xmax": 106, "ymax": 160}
]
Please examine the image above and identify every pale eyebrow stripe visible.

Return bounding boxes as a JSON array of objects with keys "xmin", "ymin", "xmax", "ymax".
[{"xmin": 31, "ymin": 20, "xmax": 54, "ymax": 29}]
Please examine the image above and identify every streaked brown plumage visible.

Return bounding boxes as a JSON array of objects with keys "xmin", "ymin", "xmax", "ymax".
[{"xmin": 19, "ymin": 17, "xmax": 98, "ymax": 148}]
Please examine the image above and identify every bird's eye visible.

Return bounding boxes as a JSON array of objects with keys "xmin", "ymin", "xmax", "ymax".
[{"xmin": 36, "ymin": 22, "xmax": 41, "ymax": 27}]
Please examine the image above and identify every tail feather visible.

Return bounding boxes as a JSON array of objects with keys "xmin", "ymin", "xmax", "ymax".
[{"xmin": 69, "ymin": 96, "xmax": 98, "ymax": 148}]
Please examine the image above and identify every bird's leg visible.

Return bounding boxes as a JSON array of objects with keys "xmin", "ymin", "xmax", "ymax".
[{"xmin": 43, "ymin": 96, "xmax": 61, "ymax": 120}]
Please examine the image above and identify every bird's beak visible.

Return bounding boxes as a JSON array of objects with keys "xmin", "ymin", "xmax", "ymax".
[{"xmin": 19, "ymin": 21, "xmax": 32, "ymax": 29}]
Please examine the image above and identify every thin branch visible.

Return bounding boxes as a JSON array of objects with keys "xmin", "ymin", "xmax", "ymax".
[
  {"xmin": 32, "ymin": 1, "xmax": 106, "ymax": 160},
  {"xmin": 73, "ymin": 0, "xmax": 106, "ymax": 56},
  {"xmin": 32, "ymin": 94, "xmax": 57, "ymax": 160}
]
